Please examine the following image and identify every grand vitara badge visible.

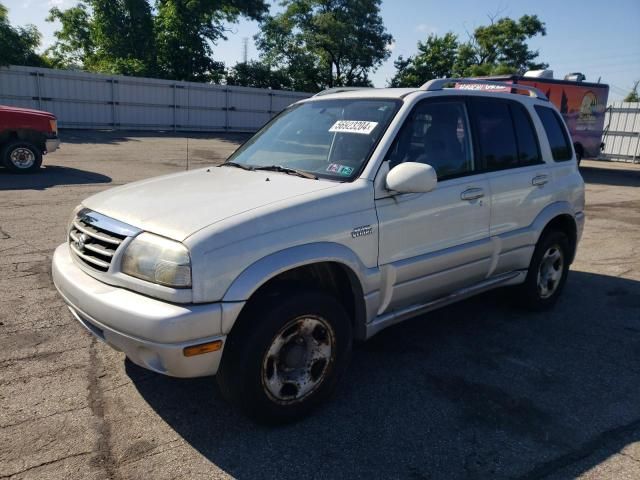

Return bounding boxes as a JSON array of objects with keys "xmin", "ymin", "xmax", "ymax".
[{"xmin": 351, "ymin": 225, "xmax": 373, "ymax": 238}]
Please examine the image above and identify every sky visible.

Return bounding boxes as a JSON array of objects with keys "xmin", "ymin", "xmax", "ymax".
[{"xmin": 4, "ymin": 0, "xmax": 640, "ymax": 101}]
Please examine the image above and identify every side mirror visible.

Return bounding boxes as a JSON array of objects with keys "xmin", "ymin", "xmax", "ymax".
[{"xmin": 385, "ymin": 162, "xmax": 438, "ymax": 194}]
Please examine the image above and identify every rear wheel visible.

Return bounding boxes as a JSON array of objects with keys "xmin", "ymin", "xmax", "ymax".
[
  {"xmin": 517, "ymin": 231, "xmax": 571, "ymax": 311},
  {"xmin": 2, "ymin": 140, "xmax": 42, "ymax": 173},
  {"xmin": 216, "ymin": 288, "xmax": 352, "ymax": 424}
]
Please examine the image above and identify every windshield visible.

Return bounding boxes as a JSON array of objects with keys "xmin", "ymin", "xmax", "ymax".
[{"xmin": 226, "ymin": 98, "xmax": 401, "ymax": 180}]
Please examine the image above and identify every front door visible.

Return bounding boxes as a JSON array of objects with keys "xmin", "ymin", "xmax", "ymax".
[{"xmin": 375, "ymin": 98, "xmax": 492, "ymax": 314}]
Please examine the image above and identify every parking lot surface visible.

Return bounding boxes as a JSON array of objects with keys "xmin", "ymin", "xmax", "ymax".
[{"xmin": 1, "ymin": 130, "xmax": 639, "ymax": 479}]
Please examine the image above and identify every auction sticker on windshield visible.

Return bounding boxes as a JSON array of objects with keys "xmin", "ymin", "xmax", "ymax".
[{"xmin": 329, "ymin": 120, "xmax": 378, "ymax": 135}]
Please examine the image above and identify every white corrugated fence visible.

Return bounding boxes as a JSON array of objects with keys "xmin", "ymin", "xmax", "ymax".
[
  {"xmin": 601, "ymin": 102, "xmax": 640, "ymax": 163},
  {"xmin": 0, "ymin": 65, "xmax": 311, "ymax": 132}
]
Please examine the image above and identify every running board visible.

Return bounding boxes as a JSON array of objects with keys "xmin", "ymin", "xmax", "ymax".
[{"xmin": 365, "ymin": 270, "xmax": 526, "ymax": 339}]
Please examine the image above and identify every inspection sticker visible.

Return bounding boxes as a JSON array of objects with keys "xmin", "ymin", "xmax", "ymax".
[
  {"xmin": 329, "ymin": 120, "xmax": 378, "ymax": 135},
  {"xmin": 326, "ymin": 163, "xmax": 354, "ymax": 176}
]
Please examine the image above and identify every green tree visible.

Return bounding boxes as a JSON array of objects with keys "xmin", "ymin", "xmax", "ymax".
[
  {"xmin": 390, "ymin": 14, "xmax": 548, "ymax": 87},
  {"xmin": 90, "ymin": 0, "xmax": 156, "ymax": 75},
  {"xmin": 226, "ymin": 61, "xmax": 292, "ymax": 90},
  {"xmin": 47, "ymin": 0, "xmax": 268, "ymax": 81},
  {"xmin": 460, "ymin": 14, "xmax": 547, "ymax": 76},
  {"xmin": 389, "ymin": 33, "xmax": 458, "ymax": 87},
  {"xmin": 256, "ymin": 0, "xmax": 393, "ymax": 91},
  {"xmin": 154, "ymin": 0, "xmax": 267, "ymax": 82},
  {"xmin": 0, "ymin": 3, "xmax": 46, "ymax": 67},
  {"xmin": 624, "ymin": 81, "xmax": 639, "ymax": 103},
  {"xmin": 47, "ymin": 0, "xmax": 156, "ymax": 75},
  {"xmin": 46, "ymin": 4, "xmax": 93, "ymax": 68}
]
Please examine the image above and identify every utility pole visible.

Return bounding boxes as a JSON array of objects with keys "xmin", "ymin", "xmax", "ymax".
[{"xmin": 242, "ymin": 37, "xmax": 248, "ymax": 64}]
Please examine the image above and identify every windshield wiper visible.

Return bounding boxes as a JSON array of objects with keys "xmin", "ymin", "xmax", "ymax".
[
  {"xmin": 219, "ymin": 161, "xmax": 255, "ymax": 171},
  {"xmin": 253, "ymin": 165, "xmax": 318, "ymax": 180}
]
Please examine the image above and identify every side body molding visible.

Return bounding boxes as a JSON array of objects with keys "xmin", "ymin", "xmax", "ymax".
[{"xmin": 219, "ymin": 203, "xmax": 579, "ymax": 340}]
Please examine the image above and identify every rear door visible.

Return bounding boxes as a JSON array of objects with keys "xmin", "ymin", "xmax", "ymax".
[{"xmin": 468, "ymin": 98, "xmax": 552, "ymax": 275}]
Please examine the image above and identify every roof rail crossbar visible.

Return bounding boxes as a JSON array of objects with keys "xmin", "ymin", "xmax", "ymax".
[
  {"xmin": 420, "ymin": 78, "xmax": 548, "ymax": 100},
  {"xmin": 313, "ymin": 87, "xmax": 373, "ymax": 97}
]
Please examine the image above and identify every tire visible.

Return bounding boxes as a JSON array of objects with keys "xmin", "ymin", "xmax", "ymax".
[
  {"xmin": 517, "ymin": 231, "xmax": 571, "ymax": 311},
  {"xmin": 2, "ymin": 140, "xmax": 43, "ymax": 173},
  {"xmin": 216, "ymin": 288, "xmax": 352, "ymax": 424}
]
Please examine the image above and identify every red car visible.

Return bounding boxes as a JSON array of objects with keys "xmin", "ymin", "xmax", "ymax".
[{"xmin": 0, "ymin": 105, "xmax": 60, "ymax": 173}]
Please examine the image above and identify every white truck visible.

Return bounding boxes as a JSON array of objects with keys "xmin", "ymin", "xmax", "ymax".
[{"xmin": 52, "ymin": 78, "xmax": 585, "ymax": 423}]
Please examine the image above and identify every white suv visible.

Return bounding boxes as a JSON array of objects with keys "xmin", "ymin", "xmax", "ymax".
[{"xmin": 52, "ymin": 78, "xmax": 585, "ymax": 423}]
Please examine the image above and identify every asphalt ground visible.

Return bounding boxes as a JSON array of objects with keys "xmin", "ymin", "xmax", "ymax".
[{"xmin": 1, "ymin": 130, "xmax": 639, "ymax": 480}]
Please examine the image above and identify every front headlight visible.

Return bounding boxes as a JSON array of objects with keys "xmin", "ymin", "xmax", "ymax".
[{"xmin": 121, "ymin": 233, "xmax": 192, "ymax": 288}]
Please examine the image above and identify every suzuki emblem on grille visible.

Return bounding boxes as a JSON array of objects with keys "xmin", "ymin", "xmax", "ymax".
[{"xmin": 74, "ymin": 233, "xmax": 89, "ymax": 251}]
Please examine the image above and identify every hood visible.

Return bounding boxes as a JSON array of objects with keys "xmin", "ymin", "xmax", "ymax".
[
  {"xmin": 83, "ymin": 167, "xmax": 340, "ymax": 241},
  {"xmin": 0, "ymin": 105, "xmax": 55, "ymax": 118}
]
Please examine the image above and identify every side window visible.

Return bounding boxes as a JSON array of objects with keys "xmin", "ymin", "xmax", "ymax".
[
  {"xmin": 386, "ymin": 101, "xmax": 474, "ymax": 179},
  {"xmin": 510, "ymin": 103, "xmax": 542, "ymax": 165},
  {"xmin": 470, "ymin": 99, "xmax": 518, "ymax": 171},
  {"xmin": 535, "ymin": 105, "xmax": 573, "ymax": 161}
]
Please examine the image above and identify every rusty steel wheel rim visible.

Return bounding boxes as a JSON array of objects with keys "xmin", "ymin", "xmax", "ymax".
[
  {"xmin": 261, "ymin": 315, "xmax": 336, "ymax": 404},
  {"xmin": 537, "ymin": 244, "xmax": 564, "ymax": 299},
  {"xmin": 9, "ymin": 147, "xmax": 36, "ymax": 169}
]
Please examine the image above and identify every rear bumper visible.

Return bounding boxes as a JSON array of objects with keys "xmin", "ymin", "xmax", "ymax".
[
  {"xmin": 52, "ymin": 244, "xmax": 227, "ymax": 377},
  {"xmin": 45, "ymin": 138, "xmax": 60, "ymax": 153}
]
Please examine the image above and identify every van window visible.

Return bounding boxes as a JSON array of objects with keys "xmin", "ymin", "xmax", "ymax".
[
  {"xmin": 470, "ymin": 99, "xmax": 518, "ymax": 170},
  {"xmin": 535, "ymin": 105, "xmax": 573, "ymax": 161},
  {"xmin": 510, "ymin": 103, "xmax": 542, "ymax": 165},
  {"xmin": 386, "ymin": 100, "xmax": 473, "ymax": 179}
]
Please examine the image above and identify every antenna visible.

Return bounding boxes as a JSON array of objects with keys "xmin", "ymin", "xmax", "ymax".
[
  {"xmin": 186, "ymin": 136, "xmax": 189, "ymax": 171},
  {"xmin": 242, "ymin": 37, "xmax": 248, "ymax": 63}
]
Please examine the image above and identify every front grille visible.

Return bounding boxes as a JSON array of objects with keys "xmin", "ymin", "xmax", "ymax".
[{"xmin": 68, "ymin": 216, "xmax": 127, "ymax": 272}]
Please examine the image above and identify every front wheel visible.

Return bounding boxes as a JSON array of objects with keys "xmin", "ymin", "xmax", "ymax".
[
  {"xmin": 216, "ymin": 289, "xmax": 352, "ymax": 424},
  {"xmin": 517, "ymin": 231, "xmax": 571, "ymax": 311},
  {"xmin": 2, "ymin": 140, "xmax": 43, "ymax": 173}
]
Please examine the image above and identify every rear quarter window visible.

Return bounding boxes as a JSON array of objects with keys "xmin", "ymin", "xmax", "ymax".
[{"xmin": 534, "ymin": 105, "xmax": 573, "ymax": 161}]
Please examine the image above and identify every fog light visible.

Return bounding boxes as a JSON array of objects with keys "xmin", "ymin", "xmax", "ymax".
[{"xmin": 183, "ymin": 340, "xmax": 223, "ymax": 357}]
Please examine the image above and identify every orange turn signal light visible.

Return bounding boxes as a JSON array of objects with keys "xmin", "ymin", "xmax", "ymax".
[{"xmin": 183, "ymin": 340, "xmax": 223, "ymax": 357}]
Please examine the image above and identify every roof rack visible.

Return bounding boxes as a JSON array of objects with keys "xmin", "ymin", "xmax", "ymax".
[
  {"xmin": 420, "ymin": 78, "xmax": 548, "ymax": 100},
  {"xmin": 313, "ymin": 87, "xmax": 373, "ymax": 97}
]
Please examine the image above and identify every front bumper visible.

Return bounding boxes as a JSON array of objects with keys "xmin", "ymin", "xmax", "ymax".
[
  {"xmin": 52, "ymin": 244, "xmax": 228, "ymax": 377},
  {"xmin": 45, "ymin": 138, "xmax": 60, "ymax": 154}
]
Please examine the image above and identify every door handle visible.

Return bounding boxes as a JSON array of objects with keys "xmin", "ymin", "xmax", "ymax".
[
  {"xmin": 532, "ymin": 174, "xmax": 549, "ymax": 186},
  {"xmin": 460, "ymin": 187, "xmax": 484, "ymax": 201}
]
